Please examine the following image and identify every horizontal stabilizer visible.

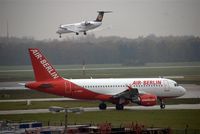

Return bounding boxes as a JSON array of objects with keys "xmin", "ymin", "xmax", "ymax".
[{"xmin": 97, "ymin": 11, "xmax": 112, "ymax": 13}]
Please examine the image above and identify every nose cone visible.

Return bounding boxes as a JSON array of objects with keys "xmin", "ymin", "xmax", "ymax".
[{"xmin": 179, "ymin": 86, "xmax": 186, "ymax": 96}]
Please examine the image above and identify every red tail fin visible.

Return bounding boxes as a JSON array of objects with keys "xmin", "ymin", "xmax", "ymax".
[{"xmin": 28, "ymin": 48, "xmax": 62, "ymax": 81}]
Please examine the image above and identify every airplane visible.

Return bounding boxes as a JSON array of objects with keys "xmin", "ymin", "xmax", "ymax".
[
  {"xmin": 56, "ymin": 11, "xmax": 112, "ymax": 38},
  {"xmin": 25, "ymin": 48, "xmax": 186, "ymax": 110}
]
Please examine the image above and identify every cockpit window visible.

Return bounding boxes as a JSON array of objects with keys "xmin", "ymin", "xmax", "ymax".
[{"xmin": 174, "ymin": 83, "xmax": 179, "ymax": 87}]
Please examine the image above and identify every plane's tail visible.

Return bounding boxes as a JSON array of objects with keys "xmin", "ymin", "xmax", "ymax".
[
  {"xmin": 95, "ymin": 11, "xmax": 112, "ymax": 22},
  {"xmin": 28, "ymin": 48, "xmax": 62, "ymax": 81}
]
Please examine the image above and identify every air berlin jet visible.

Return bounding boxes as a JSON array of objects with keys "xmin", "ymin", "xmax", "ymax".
[{"xmin": 25, "ymin": 48, "xmax": 186, "ymax": 110}]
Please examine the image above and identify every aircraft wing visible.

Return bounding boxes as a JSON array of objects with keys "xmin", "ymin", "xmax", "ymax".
[
  {"xmin": 112, "ymin": 85, "xmax": 149, "ymax": 101},
  {"xmin": 112, "ymin": 85, "xmax": 142, "ymax": 102},
  {"xmin": 112, "ymin": 88, "xmax": 139, "ymax": 100},
  {"xmin": 67, "ymin": 26, "xmax": 81, "ymax": 33},
  {"xmin": 61, "ymin": 25, "xmax": 82, "ymax": 33},
  {"xmin": 112, "ymin": 86, "xmax": 157, "ymax": 106}
]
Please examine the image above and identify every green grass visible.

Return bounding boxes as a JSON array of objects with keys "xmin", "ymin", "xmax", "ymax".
[{"xmin": 0, "ymin": 110, "xmax": 199, "ymax": 129}]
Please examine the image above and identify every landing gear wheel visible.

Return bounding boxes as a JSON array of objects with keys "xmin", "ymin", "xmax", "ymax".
[
  {"xmin": 76, "ymin": 32, "xmax": 79, "ymax": 35},
  {"xmin": 59, "ymin": 34, "xmax": 61, "ymax": 38},
  {"xmin": 160, "ymin": 103, "xmax": 165, "ymax": 109},
  {"xmin": 99, "ymin": 103, "xmax": 107, "ymax": 110},
  {"xmin": 116, "ymin": 104, "xmax": 124, "ymax": 110},
  {"xmin": 159, "ymin": 99, "xmax": 165, "ymax": 109},
  {"xmin": 84, "ymin": 31, "xmax": 87, "ymax": 35}
]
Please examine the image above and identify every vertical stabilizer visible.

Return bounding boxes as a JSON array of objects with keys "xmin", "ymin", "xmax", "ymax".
[
  {"xmin": 28, "ymin": 48, "xmax": 62, "ymax": 81},
  {"xmin": 95, "ymin": 11, "xmax": 112, "ymax": 22}
]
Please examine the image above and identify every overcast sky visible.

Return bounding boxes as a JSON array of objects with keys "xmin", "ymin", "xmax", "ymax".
[{"xmin": 0, "ymin": 0, "xmax": 200, "ymax": 40}]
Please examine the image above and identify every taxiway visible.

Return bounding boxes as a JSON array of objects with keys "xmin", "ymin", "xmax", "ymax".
[{"xmin": 0, "ymin": 104, "xmax": 199, "ymax": 115}]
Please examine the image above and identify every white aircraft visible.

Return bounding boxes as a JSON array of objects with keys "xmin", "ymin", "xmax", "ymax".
[
  {"xmin": 25, "ymin": 48, "xmax": 186, "ymax": 110},
  {"xmin": 56, "ymin": 11, "xmax": 112, "ymax": 38}
]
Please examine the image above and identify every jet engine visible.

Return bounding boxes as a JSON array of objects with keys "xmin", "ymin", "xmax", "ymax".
[
  {"xmin": 137, "ymin": 94, "xmax": 157, "ymax": 106},
  {"xmin": 82, "ymin": 21, "xmax": 90, "ymax": 26}
]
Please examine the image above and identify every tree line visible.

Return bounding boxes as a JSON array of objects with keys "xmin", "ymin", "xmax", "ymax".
[{"xmin": 0, "ymin": 34, "xmax": 200, "ymax": 65}]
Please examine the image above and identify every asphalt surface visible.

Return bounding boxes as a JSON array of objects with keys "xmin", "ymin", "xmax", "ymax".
[{"xmin": 0, "ymin": 104, "xmax": 199, "ymax": 115}]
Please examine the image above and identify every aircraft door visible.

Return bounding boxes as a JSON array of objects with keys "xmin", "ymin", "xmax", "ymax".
[{"xmin": 163, "ymin": 80, "xmax": 171, "ymax": 93}]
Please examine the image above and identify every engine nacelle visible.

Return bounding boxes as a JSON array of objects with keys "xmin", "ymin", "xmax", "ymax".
[
  {"xmin": 82, "ymin": 21, "xmax": 90, "ymax": 26},
  {"xmin": 138, "ymin": 94, "xmax": 157, "ymax": 106}
]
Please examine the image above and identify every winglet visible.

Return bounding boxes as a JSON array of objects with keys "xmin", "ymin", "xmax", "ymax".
[{"xmin": 28, "ymin": 48, "xmax": 62, "ymax": 81}]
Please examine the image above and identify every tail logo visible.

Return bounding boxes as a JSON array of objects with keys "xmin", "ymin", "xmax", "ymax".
[
  {"xmin": 30, "ymin": 49, "xmax": 59, "ymax": 79},
  {"xmin": 97, "ymin": 15, "xmax": 103, "ymax": 21}
]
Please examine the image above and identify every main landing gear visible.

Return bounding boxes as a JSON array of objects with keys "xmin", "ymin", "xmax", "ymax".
[
  {"xmin": 76, "ymin": 32, "xmax": 79, "ymax": 35},
  {"xmin": 99, "ymin": 102, "xmax": 107, "ymax": 110},
  {"xmin": 115, "ymin": 104, "xmax": 124, "ymax": 110},
  {"xmin": 84, "ymin": 31, "xmax": 87, "ymax": 35},
  {"xmin": 159, "ymin": 99, "xmax": 166, "ymax": 109},
  {"xmin": 59, "ymin": 34, "xmax": 62, "ymax": 38},
  {"xmin": 99, "ymin": 102, "xmax": 124, "ymax": 110}
]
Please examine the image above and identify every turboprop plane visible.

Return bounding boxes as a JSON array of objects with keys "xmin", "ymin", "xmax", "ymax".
[
  {"xmin": 56, "ymin": 11, "xmax": 112, "ymax": 38},
  {"xmin": 25, "ymin": 48, "xmax": 186, "ymax": 110}
]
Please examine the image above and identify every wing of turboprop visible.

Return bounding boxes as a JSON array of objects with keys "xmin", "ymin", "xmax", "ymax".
[
  {"xmin": 60, "ymin": 25, "xmax": 82, "ymax": 33},
  {"xmin": 66, "ymin": 26, "xmax": 80, "ymax": 33}
]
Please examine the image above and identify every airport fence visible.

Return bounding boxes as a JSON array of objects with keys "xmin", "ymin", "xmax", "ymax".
[{"xmin": 1, "ymin": 120, "xmax": 200, "ymax": 134}]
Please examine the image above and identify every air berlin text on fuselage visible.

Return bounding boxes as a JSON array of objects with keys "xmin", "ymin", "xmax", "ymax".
[
  {"xmin": 132, "ymin": 80, "xmax": 162, "ymax": 86},
  {"xmin": 30, "ymin": 49, "xmax": 59, "ymax": 79}
]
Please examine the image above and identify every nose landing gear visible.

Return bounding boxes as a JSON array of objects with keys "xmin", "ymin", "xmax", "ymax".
[{"xmin": 159, "ymin": 99, "xmax": 165, "ymax": 109}]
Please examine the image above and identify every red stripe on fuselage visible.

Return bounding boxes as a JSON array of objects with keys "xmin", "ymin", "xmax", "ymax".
[{"xmin": 26, "ymin": 79, "xmax": 112, "ymax": 102}]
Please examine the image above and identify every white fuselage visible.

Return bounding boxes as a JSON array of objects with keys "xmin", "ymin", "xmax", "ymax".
[
  {"xmin": 57, "ymin": 21, "xmax": 102, "ymax": 34},
  {"xmin": 69, "ymin": 78, "xmax": 186, "ymax": 98}
]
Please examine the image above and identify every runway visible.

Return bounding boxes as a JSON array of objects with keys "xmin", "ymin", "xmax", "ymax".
[
  {"xmin": 0, "ymin": 65, "xmax": 199, "ymax": 73},
  {"xmin": 0, "ymin": 104, "xmax": 199, "ymax": 115}
]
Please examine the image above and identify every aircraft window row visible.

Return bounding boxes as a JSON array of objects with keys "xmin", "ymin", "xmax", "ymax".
[
  {"xmin": 83, "ymin": 85, "xmax": 126, "ymax": 88},
  {"xmin": 82, "ymin": 84, "xmax": 163, "ymax": 88},
  {"xmin": 132, "ymin": 84, "xmax": 163, "ymax": 87}
]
